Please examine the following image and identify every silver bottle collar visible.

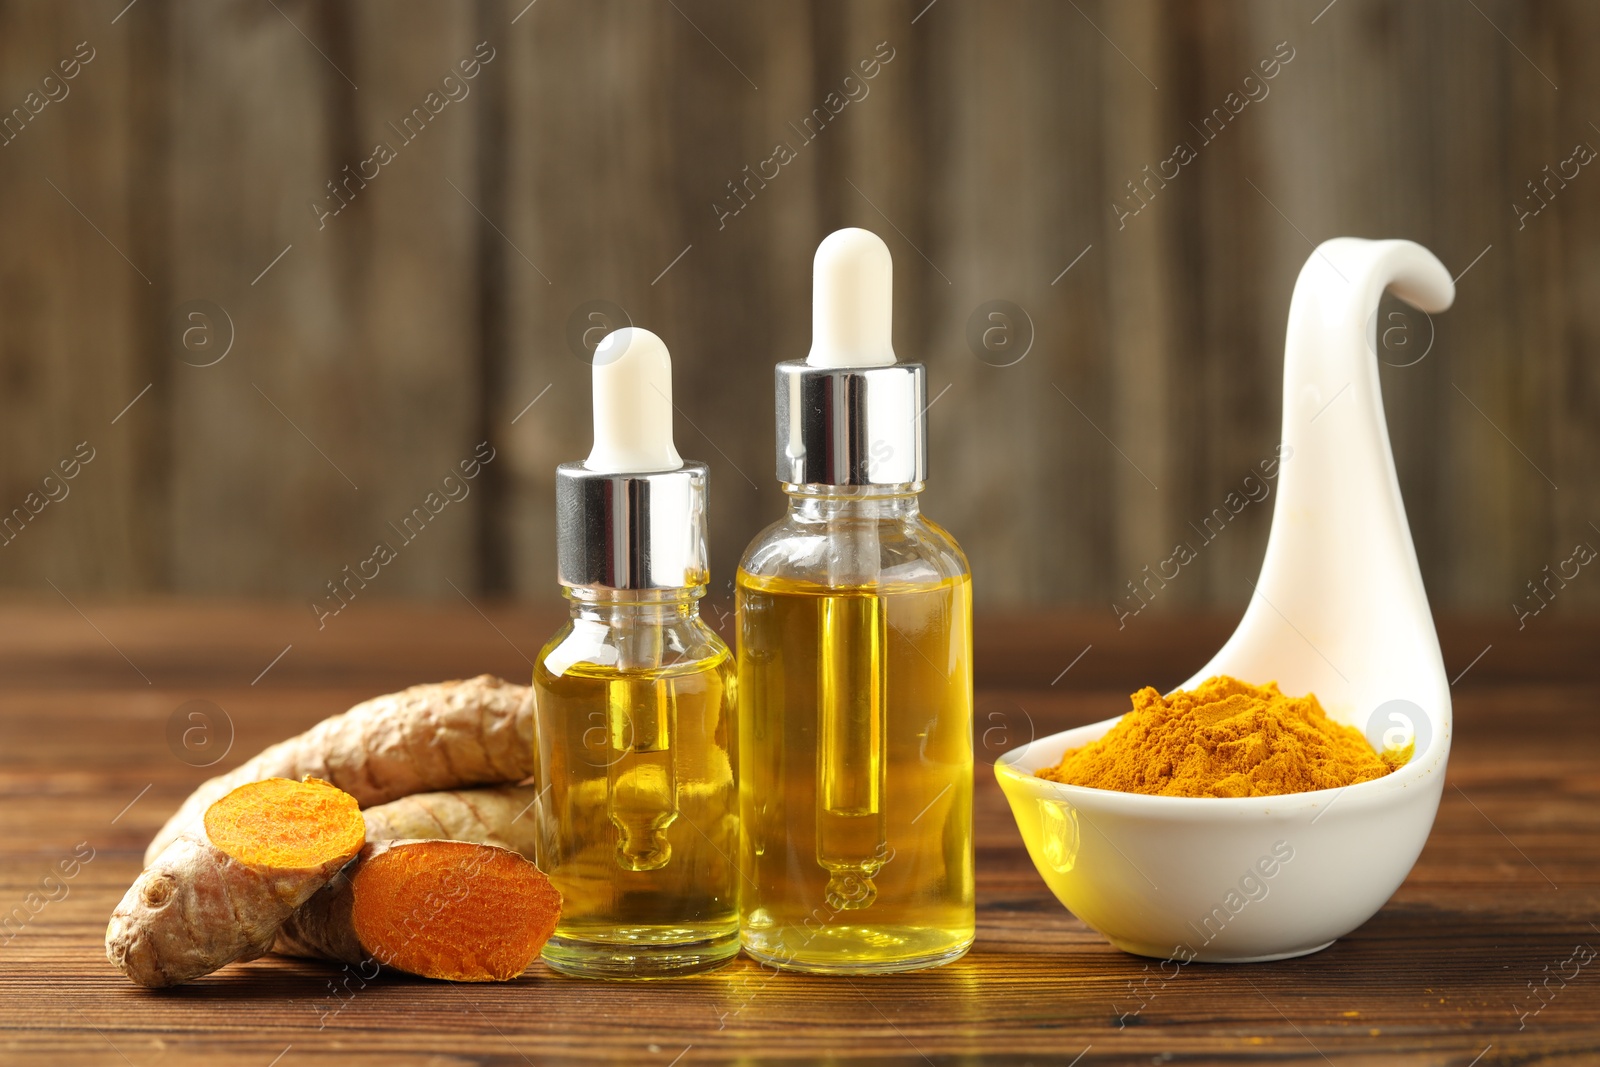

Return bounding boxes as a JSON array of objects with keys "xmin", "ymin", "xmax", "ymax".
[
  {"xmin": 774, "ymin": 361, "xmax": 926, "ymax": 486},
  {"xmin": 555, "ymin": 461, "xmax": 709, "ymax": 590}
]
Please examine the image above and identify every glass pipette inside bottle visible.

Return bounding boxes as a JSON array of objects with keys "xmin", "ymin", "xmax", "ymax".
[
  {"xmin": 806, "ymin": 229, "xmax": 900, "ymax": 909},
  {"xmin": 607, "ymin": 619, "xmax": 678, "ymax": 871},
  {"xmin": 583, "ymin": 328, "xmax": 685, "ymax": 873}
]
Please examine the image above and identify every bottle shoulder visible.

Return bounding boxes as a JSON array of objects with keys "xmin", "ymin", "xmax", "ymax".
[
  {"xmin": 533, "ymin": 611, "xmax": 730, "ymax": 686},
  {"xmin": 737, "ymin": 508, "xmax": 969, "ymax": 589}
]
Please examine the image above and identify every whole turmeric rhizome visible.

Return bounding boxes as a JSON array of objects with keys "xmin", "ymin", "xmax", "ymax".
[{"xmin": 106, "ymin": 677, "xmax": 562, "ymax": 988}]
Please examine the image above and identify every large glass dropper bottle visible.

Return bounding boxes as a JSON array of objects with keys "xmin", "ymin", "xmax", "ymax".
[
  {"xmin": 531, "ymin": 327, "xmax": 739, "ymax": 978},
  {"xmin": 736, "ymin": 229, "xmax": 975, "ymax": 974}
]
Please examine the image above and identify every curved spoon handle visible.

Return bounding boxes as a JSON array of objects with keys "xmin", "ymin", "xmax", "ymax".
[{"xmin": 1192, "ymin": 238, "xmax": 1454, "ymax": 722}]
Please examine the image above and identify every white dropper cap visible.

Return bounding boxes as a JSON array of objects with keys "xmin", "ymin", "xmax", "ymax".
[
  {"xmin": 584, "ymin": 327, "xmax": 683, "ymax": 474},
  {"xmin": 806, "ymin": 227, "xmax": 896, "ymax": 369}
]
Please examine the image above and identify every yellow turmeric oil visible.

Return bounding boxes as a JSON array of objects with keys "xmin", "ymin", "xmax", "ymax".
[
  {"xmin": 532, "ymin": 593, "xmax": 739, "ymax": 978},
  {"xmin": 737, "ymin": 570, "xmax": 975, "ymax": 973}
]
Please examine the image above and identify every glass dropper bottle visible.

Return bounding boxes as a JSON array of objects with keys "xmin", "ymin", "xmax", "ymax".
[
  {"xmin": 736, "ymin": 228, "xmax": 975, "ymax": 974},
  {"xmin": 531, "ymin": 327, "xmax": 739, "ymax": 978}
]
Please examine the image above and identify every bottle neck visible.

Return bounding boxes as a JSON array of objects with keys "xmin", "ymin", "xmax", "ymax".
[
  {"xmin": 564, "ymin": 585, "xmax": 704, "ymax": 625},
  {"xmin": 782, "ymin": 482, "xmax": 923, "ymax": 522}
]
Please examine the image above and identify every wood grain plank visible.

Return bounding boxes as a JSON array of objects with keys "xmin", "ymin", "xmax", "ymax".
[
  {"xmin": 0, "ymin": 603, "xmax": 1596, "ymax": 1064},
  {"xmin": 906, "ymin": 0, "xmax": 1118, "ymax": 608},
  {"xmin": 0, "ymin": 2, "xmax": 152, "ymax": 592},
  {"xmin": 0, "ymin": 0, "xmax": 1591, "ymax": 621},
  {"xmin": 1544, "ymin": 0, "xmax": 1600, "ymax": 613},
  {"xmin": 339, "ymin": 0, "xmax": 487, "ymax": 596},
  {"xmin": 1098, "ymin": 0, "xmax": 1178, "ymax": 610},
  {"xmin": 166, "ymin": 1, "xmax": 488, "ymax": 603},
  {"xmin": 162, "ymin": 0, "xmax": 360, "ymax": 596}
]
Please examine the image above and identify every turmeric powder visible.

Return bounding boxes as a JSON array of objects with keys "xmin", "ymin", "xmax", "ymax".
[{"xmin": 1037, "ymin": 675, "xmax": 1401, "ymax": 798}]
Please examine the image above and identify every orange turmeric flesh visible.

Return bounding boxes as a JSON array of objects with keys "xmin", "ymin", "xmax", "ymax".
[
  {"xmin": 204, "ymin": 777, "xmax": 366, "ymax": 869},
  {"xmin": 1037, "ymin": 675, "xmax": 1402, "ymax": 798},
  {"xmin": 350, "ymin": 840, "xmax": 561, "ymax": 981}
]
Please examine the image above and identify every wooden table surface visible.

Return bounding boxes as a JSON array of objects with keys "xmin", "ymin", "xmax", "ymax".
[{"xmin": 0, "ymin": 600, "xmax": 1595, "ymax": 1065}]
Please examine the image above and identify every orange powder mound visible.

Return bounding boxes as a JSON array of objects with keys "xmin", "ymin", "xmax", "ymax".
[{"xmin": 1036, "ymin": 675, "xmax": 1401, "ymax": 798}]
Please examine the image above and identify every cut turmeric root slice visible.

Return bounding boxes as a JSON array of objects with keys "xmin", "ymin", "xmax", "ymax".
[
  {"xmin": 205, "ymin": 776, "xmax": 367, "ymax": 869},
  {"xmin": 278, "ymin": 839, "xmax": 561, "ymax": 982},
  {"xmin": 106, "ymin": 777, "xmax": 364, "ymax": 988},
  {"xmin": 356, "ymin": 841, "xmax": 559, "ymax": 981}
]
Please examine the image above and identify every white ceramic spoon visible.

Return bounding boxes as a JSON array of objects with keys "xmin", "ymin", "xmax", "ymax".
[{"xmin": 996, "ymin": 238, "xmax": 1455, "ymax": 961}]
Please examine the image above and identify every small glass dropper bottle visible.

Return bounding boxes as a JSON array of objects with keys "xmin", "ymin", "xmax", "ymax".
[
  {"xmin": 531, "ymin": 327, "xmax": 738, "ymax": 978},
  {"xmin": 736, "ymin": 228, "xmax": 975, "ymax": 973}
]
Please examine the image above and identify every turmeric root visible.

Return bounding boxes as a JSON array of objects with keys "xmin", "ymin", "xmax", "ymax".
[
  {"xmin": 276, "ymin": 840, "xmax": 561, "ymax": 981},
  {"xmin": 147, "ymin": 676, "xmax": 532, "ymax": 864},
  {"xmin": 360, "ymin": 784, "xmax": 541, "ymax": 858},
  {"xmin": 106, "ymin": 778, "xmax": 364, "ymax": 988}
]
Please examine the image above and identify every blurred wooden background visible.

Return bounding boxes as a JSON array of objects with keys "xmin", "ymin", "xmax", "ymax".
[{"xmin": 0, "ymin": 0, "xmax": 1594, "ymax": 621}]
